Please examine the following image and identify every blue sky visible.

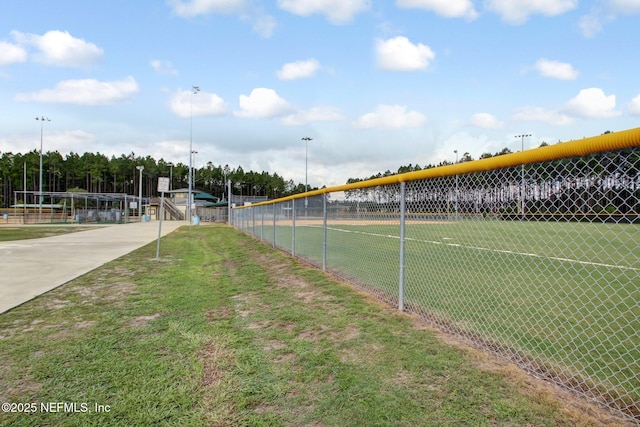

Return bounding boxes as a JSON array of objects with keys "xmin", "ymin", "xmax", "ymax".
[{"xmin": 1, "ymin": 0, "xmax": 639, "ymax": 188}]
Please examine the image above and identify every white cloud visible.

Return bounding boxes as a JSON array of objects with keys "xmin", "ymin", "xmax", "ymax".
[
  {"xmin": 485, "ymin": 0, "xmax": 578, "ymax": 24},
  {"xmin": 11, "ymin": 30, "xmax": 103, "ymax": 67},
  {"xmin": 170, "ymin": 89, "xmax": 227, "ymax": 117},
  {"xmin": 628, "ymin": 94, "xmax": 640, "ymax": 115},
  {"xmin": 277, "ymin": 59, "xmax": 321, "ymax": 80},
  {"xmin": 578, "ymin": 12, "xmax": 605, "ymax": 37},
  {"xmin": 150, "ymin": 60, "xmax": 179, "ymax": 75},
  {"xmin": 608, "ymin": 0, "xmax": 640, "ymax": 14},
  {"xmin": 235, "ymin": 88, "xmax": 293, "ymax": 118},
  {"xmin": 15, "ymin": 76, "xmax": 139, "ymax": 105},
  {"xmin": 0, "ymin": 41, "xmax": 27, "ymax": 66},
  {"xmin": 167, "ymin": 0, "xmax": 246, "ymax": 16},
  {"xmin": 48, "ymin": 130, "xmax": 97, "ymax": 153},
  {"xmin": 355, "ymin": 104, "xmax": 427, "ymax": 129},
  {"xmin": 248, "ymin": 10, "xmax": 277, "ymax": 38},
  {"xmin": 564, "ymin": 88, "xmax": 621, "ymax": 118},
  {"xmin": 395, "ymin": 0, "xmax": 478, "ymax": 19},
  {"xmin": 278, "ymin": 0, "xmax": 370, "ymax": 25},
  {"xmin": 512, "ymin": 106, "xmax": 573, "ymax": 125},
  {"xmin": 282, "ymin": 106, "xmax": 345, "ymax": 125},
  {"xmin": 470, "ymin": 113, "xmax": 503, "ymax": 129},
  {"xmin": 533, "ymin": 58, "xmax": 578, "ymax": 80},
  {"xmin": 578, "ymin": 1, "xmax": 640, "ymax": 38},
  {"xmin": 376, "ymin": 36, "xmax": 435, "ymax": 71}
]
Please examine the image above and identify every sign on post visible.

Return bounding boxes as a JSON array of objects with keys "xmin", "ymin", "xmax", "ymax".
[{"xmin": 157, "ymin": 177, "xmax": 170, "ymax": 193}]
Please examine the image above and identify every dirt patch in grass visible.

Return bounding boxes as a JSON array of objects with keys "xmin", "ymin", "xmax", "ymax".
[
  {"xmin": 42, "ymin": 298, "xmax": 71, "ymax": 310},
  {"xmin": 263, "ymin": 340, "xmax": 287, "ymax": 351},
  {"xmin": 0, "ymin": 362, "xmax": 42, "ymax": 403},
  {"xmin": 74, "ymin": 320, "xmax": 97, "ymax": 329},
  {"xmin": 101, "ymin": 281, "xmax": 137, "ymax": 302},
  {"xmin": 206, "ymin": 307, "xmax": 232, "ymax": 321},
  {"xmin": 201, "ymin": 342, "xmax": 227, "ymax": 388},
  {"xmin": 126, "ymin": 313, "xmax": 162, "ymax": 328}
]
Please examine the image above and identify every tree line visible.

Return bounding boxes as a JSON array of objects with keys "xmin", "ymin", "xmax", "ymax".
[
  {"xmin": 343, "ymin": 142, "xmax": 640, "ymax": 219},
  {"xmin": 0, "ymin": 150, "xmax": 316, "ymax": 208}
]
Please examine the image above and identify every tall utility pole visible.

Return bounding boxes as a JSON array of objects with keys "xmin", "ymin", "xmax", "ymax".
[
  {"xmin": 167, "ymin": 162, "xmax": 174, "ymax": 191},
  {"xmin": 35, "ymin": 116, "xmax": 51, "ymax": 221},
  {"xmin": 189, "ymin": 85, "xmax": 200, "ymax": 223},
  {"xmin": 191, "ymin": 150, "xmax": 198, "ymax": 216},
  {"xmin": 136, "ymin": 165, "xmax": 144, "ymax": 219},
  {"xmin": 301, "ymin": 137, "xmax": 313, "ymax": 212},
  {"xmin": 515, "ymin": 134, "xmax": 531, "ymax": 218}
]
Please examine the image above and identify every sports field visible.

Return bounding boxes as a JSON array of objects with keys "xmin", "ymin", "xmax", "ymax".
[{"xmin": 246, "ymin": 218, "xmax": 640, "ymax": 417}]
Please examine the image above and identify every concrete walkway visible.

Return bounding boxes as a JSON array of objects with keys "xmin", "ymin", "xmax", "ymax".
[{"xmin": 0, "ymin": 221, "xmax": 186, "ymax": 314}]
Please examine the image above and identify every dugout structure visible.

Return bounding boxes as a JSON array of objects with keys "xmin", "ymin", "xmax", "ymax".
[
  {"xmin": 11, "ymin": 191, "xmax": 139, "ymax": 224},
  {"xmin": 233, "ymin": 128, "xmax": 640, "ymax": 423}
]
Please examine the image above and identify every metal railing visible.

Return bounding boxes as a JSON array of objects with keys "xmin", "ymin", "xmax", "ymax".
[{"xmin": 232, "ymin": 128, "xmax": 640, "ymax": 422}]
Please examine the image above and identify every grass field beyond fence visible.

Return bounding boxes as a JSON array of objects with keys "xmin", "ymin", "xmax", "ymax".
[
  {"xmin": 237, "ymin": 208, "xmax": 640, "ymax": 423},
  {"xmin": 0, "ymin": 225, "xmax": 632, "ymax": 426}
]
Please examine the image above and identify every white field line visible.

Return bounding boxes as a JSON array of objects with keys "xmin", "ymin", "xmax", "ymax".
[{"xmin": 308, "ymin": 225, "xmax": 640, "ymax": 272}]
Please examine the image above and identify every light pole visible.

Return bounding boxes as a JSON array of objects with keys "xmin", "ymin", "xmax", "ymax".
[
  {"xmin": 35, "ymin": 116, "xmax": 51, "ymax": 220},
  {"xmin": 191, "ymin": 150, "xmax": 198, "ymax": 206},
  {"xmin": 515, "ymin": 134, "xmax": 531, "ymax": 218},
  {"xmin": 136, "ymin": 165, "xmax": 144, "ymax": 220},
  {"xmin": 167, "ymin": 162, "xmax": 174, "ymax": 191},
  {"xmin": 189, "ymin": 85, "xmax": 200, "ymax": 223},
  {"xmin": 301, "ymin": 137, "xmax": 313, "ymax": 212}
]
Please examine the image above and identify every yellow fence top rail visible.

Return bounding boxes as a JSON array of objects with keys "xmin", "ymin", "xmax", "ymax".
[{"xmin": 237, "ymin": 127, "xmax": 640, "ymax": 208}]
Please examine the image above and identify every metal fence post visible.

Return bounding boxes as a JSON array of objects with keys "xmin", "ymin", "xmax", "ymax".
[
  {"xmin": 399, "ymin": 181, "xmax": 406, "ymax": 312},
  {"xmin": 323, "ymin": 193, "xmax": 327, "ymax": 271},
  {"xmin": 273, "ymin": 203, "xmax": 276, "ymax": 248},
  {"xmin": 260, "ymin": 205, "xmax": 264, "ymax": 241},
  {"xmin": 291, "ymin": 199, "xmax": 296, "ymax": 256},
  {"xmin": 253, "ymin": 207, "xmax": 257, "ymax": 236}
]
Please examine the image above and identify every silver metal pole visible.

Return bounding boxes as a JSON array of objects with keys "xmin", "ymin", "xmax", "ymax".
[
  {"xmin": 227, "ymin": 179, "xmax": 231, "ymax": 225},
  {"xmin": 260, "ymin": 206, "xmax": 264, "ymax": 241},
  {"xmin": 515, "ymin": 134, "xmax": 530, "ymax": 219},
  {"xmin": 156, "ymin": 192, "xmax": 165, "ymax": 260},
  {"xmin": 23, "ymin": 162, "xmax": 26, "ymax": 223},
  {"xmin": 39, "ymin": 120, "xmax": 43, "ymax": 220},
  {"xmin": 273, "ymin": 202, "xmax": 276, "ymax": 247},
  {"xmin": 301, "ymin": 137, "xmax": 312, "ymax": 212},
  {"xmin": 137, "ymin": 166, "xmax": 144, "ymax": 220},
  {"xmin": 35, "ymin": 116, "xmax": 50, "ymax": 221},
  {"xmin": 399, "ymin": 181, "xmax": 406, "ymax": 312},
  {"xmin": 189, "ymin": 85, "xmax": 200, "ymax": 224},
  {"xmin": 454, "ymin": 150, "xmax": 458, "ymax": 220},
  {"xmin": 291, "ymin": 199, "xmax": 296, "ymax": 257},
  {"xmin": 322, "ymin": 193, "xmax": 327, "ymax": 271}
]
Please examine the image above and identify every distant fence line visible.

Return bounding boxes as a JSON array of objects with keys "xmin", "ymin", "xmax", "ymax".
[{"xmin": 232, "ymin": 128, "xmax": 640, "ymax": 423}]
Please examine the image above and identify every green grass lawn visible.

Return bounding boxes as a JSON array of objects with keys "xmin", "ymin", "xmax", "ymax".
[
  {"xmin": 248, "ymin": 219, "xmax": 640, "ymax": 420},
  {"xmin": 0, "ymin": 225, "xmax": 626, "ymax": 426},
  {"xmin": 0, "ymin": 226, "xmax": 96, "ymax": 242}
]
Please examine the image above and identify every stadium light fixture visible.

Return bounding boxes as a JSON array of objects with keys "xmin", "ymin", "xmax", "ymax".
[{"xmin": 35, "ymin": 116, "xmax": 51, "ymax": 220}]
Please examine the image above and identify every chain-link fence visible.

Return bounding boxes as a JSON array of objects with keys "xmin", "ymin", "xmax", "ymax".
[{"xmin": 233, "ymin": 130, "xmax": 640, "ymax": 423}]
